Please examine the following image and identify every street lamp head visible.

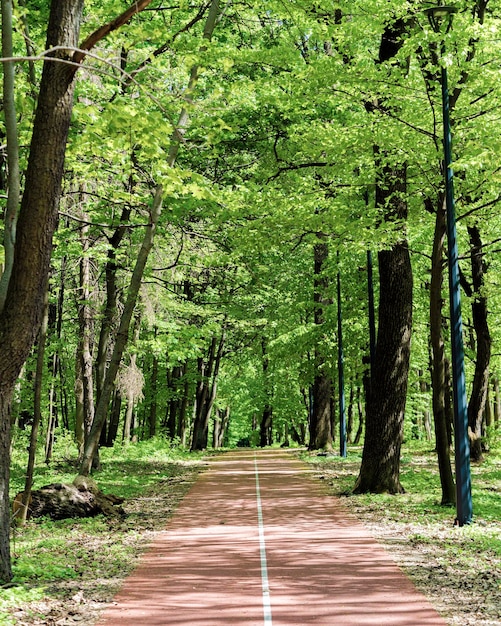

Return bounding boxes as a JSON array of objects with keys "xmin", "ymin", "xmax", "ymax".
[{"xmin": 424, "ymin": 5, "xmax": 457, "ymax": 33}]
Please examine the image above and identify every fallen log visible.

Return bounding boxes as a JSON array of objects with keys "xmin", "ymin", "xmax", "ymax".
[{"xmin": 13, "ymin": 475, "xmax": 125, "ymax": 521}]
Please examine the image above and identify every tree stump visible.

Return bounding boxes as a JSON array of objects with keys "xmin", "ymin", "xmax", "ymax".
[{"xmin": 13, "ymin": 476, "xmax": 125, "ymax": 521}]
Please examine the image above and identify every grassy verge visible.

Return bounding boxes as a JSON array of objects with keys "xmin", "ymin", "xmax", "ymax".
[
  {"xmin": 302, "ymin": 443, "xmax": 501, "ymax": 626},
  {"xmin": 2, "ymin": 438, "xmax": 206, "ymax": 625}
]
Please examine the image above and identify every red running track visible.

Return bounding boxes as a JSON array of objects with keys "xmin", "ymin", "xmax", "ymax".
[{"xmin": 96, "ymin": 449, "xmax": 448, "ymax": 626}]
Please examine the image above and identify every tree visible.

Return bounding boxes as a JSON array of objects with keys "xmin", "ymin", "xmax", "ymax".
[
  {"xmin": 0, "ymin": 0, "xmax": 86, "ymax": 583},
  {"xmin": 354, "ymin": 17, "xmax": 413, "ymax": 494},
  {"xmin": 464, "ymin": 225, "xmax": 491, "ymax": 462},
  {"xmin": 0, "ymin": 0, "xmax": 156, "ymax": 583},
  {"xmin": 309, "ymin": 236, "xmax": 334, "ymax": 451}
]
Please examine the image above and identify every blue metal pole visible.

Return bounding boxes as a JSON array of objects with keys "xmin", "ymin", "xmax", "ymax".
[
  {"xmin": 337, "ymin": 262, "xmax": 347, "ymax": 458},
  {"xmin": 440, "ymin": 62, "xmax": 473, "ymax": 526}
]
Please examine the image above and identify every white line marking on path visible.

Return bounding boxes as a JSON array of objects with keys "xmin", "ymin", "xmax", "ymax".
[{"xmin": 254, "ymin": 457, "xmax": 273, "ymax": 625}]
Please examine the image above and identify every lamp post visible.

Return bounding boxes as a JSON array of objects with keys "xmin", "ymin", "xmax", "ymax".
[{"xmin": 425, "ymin": 4, "xmax": 473, "ymax": 526}]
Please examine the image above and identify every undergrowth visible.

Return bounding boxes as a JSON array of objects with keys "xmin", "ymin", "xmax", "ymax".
[{"xmin": 1, "ymin": 437, "xmax": 204, "ymax": 625}]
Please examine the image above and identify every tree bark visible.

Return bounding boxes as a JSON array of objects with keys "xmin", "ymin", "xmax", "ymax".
[
  {"xmin": 429, "ymin": 196, "xmax": 456, "ymax": 505},
  {"xmin": 0, "ymin": 0, "xmax": 21, "ymax": 311},
  {"xmin": 259, "ymin": 337, "xmax": 273, "ymax": 447},
  {"xmin": 191, "ymin": 332, "xmax": 225, "ymax": 451},
  {"xmin": 466, "ymin": 225, "xmax": 491, "ymax": 462},
  {"xmin": 493, "ymin": 377, "xmax": 501, "ymax": 427},
  {"xmin": 78, "ymin": 215, "xmax": 96, "ymax": 450},
  {"xmin": 354, "ymin": 18, "xmax": 412, "ymax": 494},
  {"xmin": 355, "ymin": 242, "xmax": 412, "ymax": 493},
  {"xmin": 309, "ymin": 238, "xmax": 333, "ymax": 451},
  {"xmin": 107, "ymin": 390, "xmax": 122, "ymax": 447},
  {"xmin": 0, "ymin": 0, "xmax": 85, "ymax": 583},
  {"xmin": 95, "ymin": 205, "xmax": 131, "ymax": 413},
  {"xmin": 16, "ymin": 294, "xmax": 49, "ymax": 525},
  {"xmin": 148, "ymin": 353, "xmax": 158, "ymax": 438}
]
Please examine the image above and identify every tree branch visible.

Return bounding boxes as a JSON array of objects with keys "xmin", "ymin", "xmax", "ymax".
[{"xmin": 73, "ymin": 0, "xmax": 154, "ymax": 65}]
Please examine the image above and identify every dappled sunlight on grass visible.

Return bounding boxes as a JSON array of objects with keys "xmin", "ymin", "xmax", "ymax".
[
  {"xmin": 302, "ymin": 443, "xmax": 501, "ymax": 625},
  {"xmin": 4, "ymin": 439, "xmax": 205, "ymax": 625}
]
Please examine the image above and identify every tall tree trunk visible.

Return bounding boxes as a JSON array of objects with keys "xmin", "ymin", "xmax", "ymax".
[
  {"xmin": 95, "ymin": 205, "xmax": 131, "ymax": 412},
  {"xmin": 78, "ymin": 187, "xmax": 163, "ymax": 476},
  {"xmin": 353, "ymin": 386, "xmax": 364, "ymax": 445},
  {"xmin": 16, "ymin": 294, "xmax": 49, "ymax": 525},
  {"xmin": 148, "ymin": 353, "xmax": 158, "ymax": 438},
  {"xmin": 166, "ymin": 364, "xmax": 183, "ymax": 438},
  {"xmin": 259, "ymin": 337, "xmax": 273, "ymax": 447},
  {"xmin": 347, "ymin": 382, "xmax": 355, "ymax": 444},
  {"xmin": 74, "ymin": 351, "xmax": 85, "ymax": 457},
  {"xmin": 213, "ymin": 406, "xmax": 230, "ymax": 448},
  {"xmin": 429, "ymin": 196, "xmax": 456, "ymax": 505},
  {"xmin": 0, "ymin": 0, "xmax": 160, "ymax": 580},
  {"xmin": 355, "ymin": 242, "xmax": 412, "ymax": 493},
  {"xmin": 260, "ymin": 405, "xmax": 273, "ymax": 447},
  {"xmin": 0, "ymin": 0, "xmax": 85, "ymax": 582},
  {"xmin": 355, "ymin": 18, "xmax": 412, "ymax": 494},
  {"xmin": 466, "ymin": 225, "xmax": 491, "ymax": 462},
  {"xmin": 191, "ymin": 332, "xmax": 225, "ymax": 451},
  {"xmin": 0, "ymin": 0, "xmax": 21, "ymax": 311},
  {"xmin": 107, "ymin": 390, "xmax": 122, "ymax": 447},
  {"xmin": 122, "ymin": 315, "xmax": 142, "ymax": 444},
  {"xmin": 78, "ymin": 216, "xmax": 96, "ymax": 450},
  {"xmin": 309, "ymin": 238, "xmax": 333, "ymax": 451},
  {"xmin": 492, "ymin": 377, "xmax": 501, "ymax": 427}
]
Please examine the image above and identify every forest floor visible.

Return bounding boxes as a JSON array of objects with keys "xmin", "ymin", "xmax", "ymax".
[
  {"xmin": 307, "ymin": 449, "xmax": 501, "ymax": 626},
  {"xmin": 4, "ymin": 446, "xmax": 500, "ymax": 625}
]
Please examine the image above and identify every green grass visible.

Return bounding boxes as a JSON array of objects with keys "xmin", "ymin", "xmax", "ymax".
[
  {"xmin": 3, "ymin": 436, "xmax": 500, "ymax": 624},
  {"xmin": 2, "ymin": 437, "xmax": 204, "ymax": 624},
  {"xmin": 303, "ymin": 436, "xmax": 501, "ymax": 623}
]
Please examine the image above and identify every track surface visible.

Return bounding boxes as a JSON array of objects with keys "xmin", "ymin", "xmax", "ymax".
[{"xmin": 97, "ymin": 450, "xmax": 447, "ymax": 625}]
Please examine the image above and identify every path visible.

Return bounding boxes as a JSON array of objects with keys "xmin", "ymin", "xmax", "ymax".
[{"xmin": 96, "ymin": 449, "xmax": 448, "ymax": 625}]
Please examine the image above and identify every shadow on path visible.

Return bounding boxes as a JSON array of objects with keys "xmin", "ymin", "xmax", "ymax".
[{"xmin": 97, "ymin": 450, "xmax": 447, "ymax": 626}]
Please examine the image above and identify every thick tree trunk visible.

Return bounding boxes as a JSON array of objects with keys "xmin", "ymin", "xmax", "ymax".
[
  {"xmin": 354, "ymin": 243, "xmax": 412, "ymax": 493},
  {"xmin": 0, "ymin": 0, "xmax": 21, "ymax": 311},
  {"xmin": 429, "ymin": 197, "xmax": 456, "ymax": 505},
  {"xmin": 0, "ymin": 0, "xmax": 84, "ymax": 582},
  {"xmin": 107, "ymin": 390, "xmax": 122, "ymax": 446},
  {"xmin": 191, "ymin": 333, "xmax": 225, "ymax": 451},
  {"xmin": 355, "ymin": 18, "xmax": 412, "ymax": 494},
  {"xmin": 260, "ymin": 405, "xmax": 273, "ymax": 447},
  {"xmin": 467, "ymin": 225, "xmax": 491, "ymax": 462},
  {"xmin": 309, "ymin": 372, "xmax": 333, "ymax": 450}
]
